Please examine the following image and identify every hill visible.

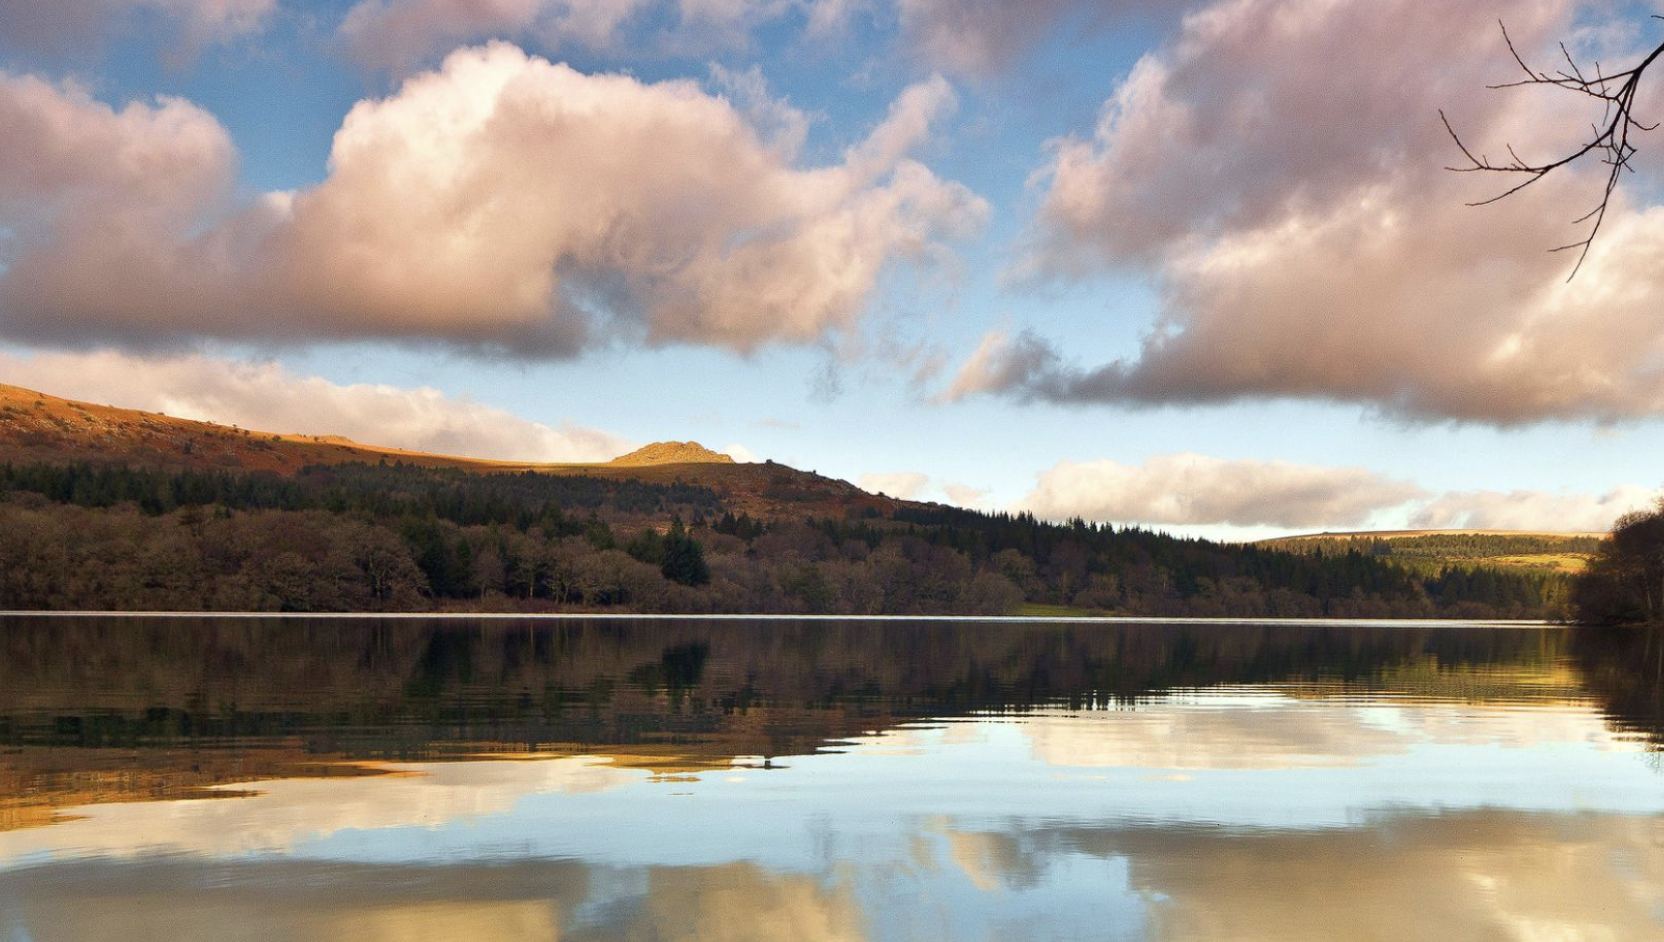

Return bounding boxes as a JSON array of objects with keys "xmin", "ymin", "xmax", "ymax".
[
  {"xmin": 1259, "ymin": 530, "xmax": 1605, "ymax": 575},
  {"xmin": 0, "ymin": 381, "xmax": 1576, "ymax": 619},
  {"xmin": 0, "ymin": 383, "xmax": 893, "ymax": 522}
]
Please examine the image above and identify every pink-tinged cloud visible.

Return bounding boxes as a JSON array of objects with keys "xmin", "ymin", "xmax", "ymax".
[
  {"xmin": 337, "ymin": 0, "xmax": 795, "ymax": 71},
  {"xmin": 1411, "ymin": 487, "xmax": 1659, "ymax": 533},
  {"xmin": 1018, "ymin": 451, "xmax": 1654, "ymax": 532},
  {"xmin": 336, "ymin": 0, "xmax": 1190, "ymax": 76},
  {"xmin": 891, "ymin": 0, "xmax": 1185, "ymax": 76},
  {"xmin": 0, "ymin": 47, "xmax": 985, "ymax": 356},
  {"xmin": 0, "ymin": 0, "xmax": 274, "ymax": 53},
  {"xmin": 857, "ymin": 470, "xmax": 991, "ymax": 507},
  {"xmin": 0, "ymin": 350, "xmax": 631, "ymax": 463},
  {"xmin": 805, "ymin": 0, "xmax": 1192, "ymax": 76},
  {"xmin": 979, "ymin": 0, "xmax": 1664, "ymax": 424},
  {"xmin": 1020, "ymin": 454, "xmax": 1426, "ymax": 528}
]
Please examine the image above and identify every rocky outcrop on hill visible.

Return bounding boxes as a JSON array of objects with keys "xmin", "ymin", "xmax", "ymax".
[{"xmin": 608, "ymin": 441, "xmax": 736, "ymax": 466}]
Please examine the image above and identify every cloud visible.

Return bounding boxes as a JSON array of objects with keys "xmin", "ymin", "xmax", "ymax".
[
  {"xmin": 1022, "ymin": 702, "xmax": 1404, "ymax": 771},
  {"xmin": 857, "ymin": 471, "xmax": 991, "ymax": 507},
  {"xmin": 890, "ymin": 0, "xmax": 1184, "ymax": 76},
  {"xmin": 0, "ymin": 755, "xmax": 640, "ymax": 862},
  {"xmin": 631, "ymin": 864, "xmax": 864, "ymax": 942},
  {"xmin": 857, "ymin": 471, "xmax": 932, "ymax": 499},
  {"xmin": 1016, "ymin": 450, "xmax": 1655, "ymax": 531},
  {"xmin": 0, "ymin": 48, "xmax": 985, "ymax": 358},
  {"xmin": 996, "ymin": 0, "xmax": 1664, "ymax": 424},
  {"xmin": 937, "ymin": 328, "xmax": 1059, "ymax": 403},
  {"xmin": 1021, "ymin": 453, "xmax": 1425, "ymax": 528},
  {"xmin": 893, "ymin": 0, "xmax": 1087, "ymax": 75},
  {"xmin": 334, "ymin": 0, "xmax": 1188, "ymax": 76},
  {"xmin": 0, "ymin": 0, "xmax": 274, "ymax": 53},
  {"xmin": 0, "ymin": 349, "xmax": 631, "ymax": 462},
  {"xmin": 1063, "ymin": 810, "xmax": 1664, "ymax": 942},
  {"xmin": 804, "ymin": 0, "xmax": 1190, "ymax": 77},
  {"xmin": 2, "ymin": 857, "xmax": 863, "ymax": 942},
  {"xmin": 337, "ymin": 0, "xmax": 799, "ymax": 71},
  {"xmin": 722, "ymin": 442, "xmax": 761, "ymax": 463},
  {"xmin": 1411, "ymin": 486, "xmax": 1658, "ymax": 532},
  {"xmin": 0, "ymin": 71, "xmax": 237, "ymax": 229}
]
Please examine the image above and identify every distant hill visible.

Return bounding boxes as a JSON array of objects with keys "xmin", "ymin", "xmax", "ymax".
[
  {"xmin": 1268, "ymin": 528, "xmax": 1606, "ymax": 541},
  {"xmin": 0, "ymin": 383, "xmax": 892, "ymax": 521},
  {"xmin": 1259, "ymin": 529, "xmax": 1606, "ymax": 575}
]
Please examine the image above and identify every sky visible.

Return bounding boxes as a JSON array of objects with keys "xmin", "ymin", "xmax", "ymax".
[{"xmin": 1, "ymin": 0, "xmax": 1662, "ymax": 540}]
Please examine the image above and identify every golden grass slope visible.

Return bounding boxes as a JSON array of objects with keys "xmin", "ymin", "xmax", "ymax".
[
  {"xmin": 1258, "ymin": 529, "xmax": 1606, "ymax": 574},
  {"xmin": 0, "ymin": 382, "xmax": 897, "ymax": 521}
]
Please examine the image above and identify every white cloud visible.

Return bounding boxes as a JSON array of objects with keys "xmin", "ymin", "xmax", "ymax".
[
  {"xmin": 1411, "ymin": 486, "xmax": 1658, "ymax": 533},
  {"xmin": 1020, "ymin": 454, "xmax": 1426, "ymax": 528},
  {"xmin": 992, "ymin": 0, "xmax": 1664, "ymax": 424},
  {"xmin": 0, "ymin": 349, "xmax": 631, "ymax": 463},
  {"xmin": 722, "ymin": 442, "xmax": 761, "ymax": 463},
  {"xmin": 857, "ymin": 471, "xmax": 931, "ymax": 499},
  {"xmin": 0, "ymin": 47, "xmax": 985, "ymax": 358},
  {"xmin": 1017, "ymin": 450, "xmax": 1654, "ymax": 532}
]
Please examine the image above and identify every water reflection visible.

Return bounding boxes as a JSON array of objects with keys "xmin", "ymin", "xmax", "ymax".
[{"xmin": 1, "ymin": 616, "xmax": 1661, "ymax": 940}]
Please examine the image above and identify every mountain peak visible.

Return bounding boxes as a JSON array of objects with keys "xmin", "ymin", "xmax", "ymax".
[{"xmin": 608, "ymin": 441, "xmax": 737, "ymax": 466}]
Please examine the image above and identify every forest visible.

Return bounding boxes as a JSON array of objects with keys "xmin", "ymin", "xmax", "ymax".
[{"xmin": 0, "ymin": 460, "xmax": 1569, "ymax": 618}]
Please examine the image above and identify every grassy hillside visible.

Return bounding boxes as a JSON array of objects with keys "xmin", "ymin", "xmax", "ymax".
[
  {"xmin": 0, "ymin": 382, "xmax": 896, "ymax": 521},
  {"xmin": 1259, "ymin": 531, "xmax": 1605, "ymax": 575}
]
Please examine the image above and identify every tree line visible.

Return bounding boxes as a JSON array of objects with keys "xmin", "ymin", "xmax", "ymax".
[
  {"xmin": 1574, "ymin": 502, "xmax": 1664, "ymax": 625},
  {"xmin": 0, "ymin": 460, "xmax": 1567, "ymax": 617}
]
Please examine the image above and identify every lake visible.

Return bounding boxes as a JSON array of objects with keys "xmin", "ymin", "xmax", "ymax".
[{"xmin": 1, "ymin": 615, "xmax": 1662, "ymax": 941}]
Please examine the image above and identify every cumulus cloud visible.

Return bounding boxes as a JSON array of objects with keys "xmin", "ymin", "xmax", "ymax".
[
  {"xmin": 1021, "ymin": 453, "xmax": 1425, "ymax": 529},
  {"xmin": 989, "ymin": 0, "xmax": 1664, "ymax": 424},
  {"xmin": 337, "ymin": 0, "xmax": 797, "ymax": 71},
  {"xmin": 0, "ymin": 48, "xmax": 984, "ymax": 357},
  {"xmin": 0, "ymin": 350, "xmax": 631, "ymax": 462},
  {"xmin": 1411, "ymin": 486, "xmax": 1659, "ymax": 533},
  {"xmin": 0, "ymin": 0, "xmax": 274, "ymax": 55}
]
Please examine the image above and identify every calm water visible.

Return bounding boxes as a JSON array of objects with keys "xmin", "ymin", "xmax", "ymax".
[{"xmin": 2, "ymin": 615, "xmax": 1662, "ymax": 941}]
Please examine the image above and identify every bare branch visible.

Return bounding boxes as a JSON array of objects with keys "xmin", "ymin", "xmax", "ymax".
[{"xmin": 1445, "ymin": 18, "xmax": 1664, "ymax": 279}]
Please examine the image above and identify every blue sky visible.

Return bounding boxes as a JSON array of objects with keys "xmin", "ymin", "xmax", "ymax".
[{"xmin": 1, "ymin": 0, "xmax": 1661, "ymax": 538}]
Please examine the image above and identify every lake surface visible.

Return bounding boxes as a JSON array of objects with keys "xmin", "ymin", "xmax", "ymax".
[{"xmin": 2, "ymin": 615, "xmax": 1662, "ymax": 941}]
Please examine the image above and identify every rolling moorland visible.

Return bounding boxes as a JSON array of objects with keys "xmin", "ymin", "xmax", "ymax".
[
  {"xmin": 0, "ymin": 382, "xmax": 1595, "ymax": 619},
  {"xmin": 1259, "ymin": 531, "xmax": 1604, "ymax": 575}
]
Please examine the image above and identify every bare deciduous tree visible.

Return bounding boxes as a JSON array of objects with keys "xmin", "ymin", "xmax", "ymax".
[{"xmin": 1441, "ymin": 18, "xmax": 1664, "ymax": 277}]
